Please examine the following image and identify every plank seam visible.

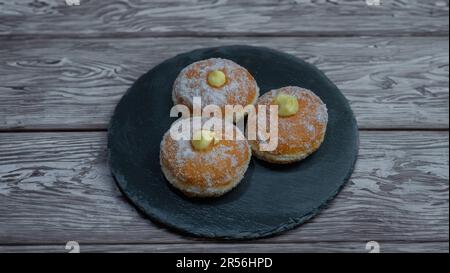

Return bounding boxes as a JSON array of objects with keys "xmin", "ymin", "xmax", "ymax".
[
  {"xmin": 0, "ymin": 240, "xmax": 448, "ymax": 247},
  {"xmin": 0, "ymin": 32, "xmax": 449, "ymax": 41},
  {"xmin": 0, "ymin": 128, "xmax": 448, "ymax": 133}
]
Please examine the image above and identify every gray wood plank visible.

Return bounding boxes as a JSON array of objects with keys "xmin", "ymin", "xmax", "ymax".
[
  {"xmin": 0, "ymin": 131, "xmax": 448, "ymax": 244},
  {"xmin": 0, "ymin": 242, "xmax": 448, "ymax": 253},
  {"xmin": 0, "ymin": 0, "xmax": 448, "ymax": 36},
  {"xmin": 0, "ymin": 37, "xmax": 448, "ymax": 130}
]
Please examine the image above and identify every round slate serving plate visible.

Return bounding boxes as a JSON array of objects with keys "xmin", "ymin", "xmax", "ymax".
[{"xmin": 108, "ymin": 45, "xmax": 359, "ymax": 239}]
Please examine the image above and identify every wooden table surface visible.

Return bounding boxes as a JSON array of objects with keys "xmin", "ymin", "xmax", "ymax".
[{"xmin": 0, "ymin": 0, "xmax": 448, "ymax": 253}]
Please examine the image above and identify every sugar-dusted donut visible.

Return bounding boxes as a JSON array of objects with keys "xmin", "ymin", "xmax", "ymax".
[
  {"xmin": 249, "ymin": 86, "xmax": 328, "ymax": 164},
  {"xmin": 172, "ymin": 58, "xmax": 259, "ymax": 121},
  {"xmin": 160, "ymin": 117, "xmax": 251, "ymax": 197}
]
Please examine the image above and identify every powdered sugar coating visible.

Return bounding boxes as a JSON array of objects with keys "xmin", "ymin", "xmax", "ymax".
[
  {"xmin": 172, "ymin": 58, "xmax": 259, "ymax": 109},
  {"xmin": 252, "ymin": 86, "xmax": 328, "ymax": 160},
  {"xmin": 160, "ymin": 117, "xmax": 251, "ymax": 196}
]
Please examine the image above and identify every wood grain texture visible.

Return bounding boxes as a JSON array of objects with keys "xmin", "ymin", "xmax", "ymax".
[
  {"xmin": 0, "ymin": 0, "xmax": 448, "ymax": 36},
  {"xmin": 0, "ymin": 0, "xmax": 447, "ymax": 254},
  {"xmin": 0, "ymin": 37, "xmax": 448, "ymax": 130},
  {"xmin": 0, "ymin": 242, "xmax": 447, "ymax": 253},
  {"xmin": 0, "ymin": 131, "xmax": 448, "ymax": 246}
]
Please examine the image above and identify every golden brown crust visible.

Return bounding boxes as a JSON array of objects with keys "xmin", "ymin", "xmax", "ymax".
[
  {"xmin": 172, "ymin": 58, "xmax": 259, "ymax": 119},
  {"xmin": 160, "ymin": 117, "xmax": 251, "ymax": 197},
  {"xmin": 249, "ymin": 86, "xmax": 328, "ymax": 164}
]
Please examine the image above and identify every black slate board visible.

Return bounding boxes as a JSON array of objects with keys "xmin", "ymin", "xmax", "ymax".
[{"xmin": 108, "ymin": 45, "xmax": 359, "ymax": 239}]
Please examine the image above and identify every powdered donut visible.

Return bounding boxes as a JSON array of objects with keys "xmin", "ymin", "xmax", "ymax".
[
  {"xmin": 160, "ymin": 117, "xmax": 251, "ymax": 197},
  {"xmin": 249, "ymin": 86, "xmax": 328, "ymax": 164},
  {"xmin": 172, "ymin": 58, "xmax": 259, "ymax": 121}
]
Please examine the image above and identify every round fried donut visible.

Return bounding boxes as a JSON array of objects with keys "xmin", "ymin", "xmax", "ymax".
[
  {"xmin": 160, "ymin": 117, "xmax": 251, "ymax": 197},
  {"xmin": 250, "ymin": 86, "xmax": 328, "ymax": 164},
  {"xmin": 172, "ymin": 58, "xmax": 259, "ymax": 121}
]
